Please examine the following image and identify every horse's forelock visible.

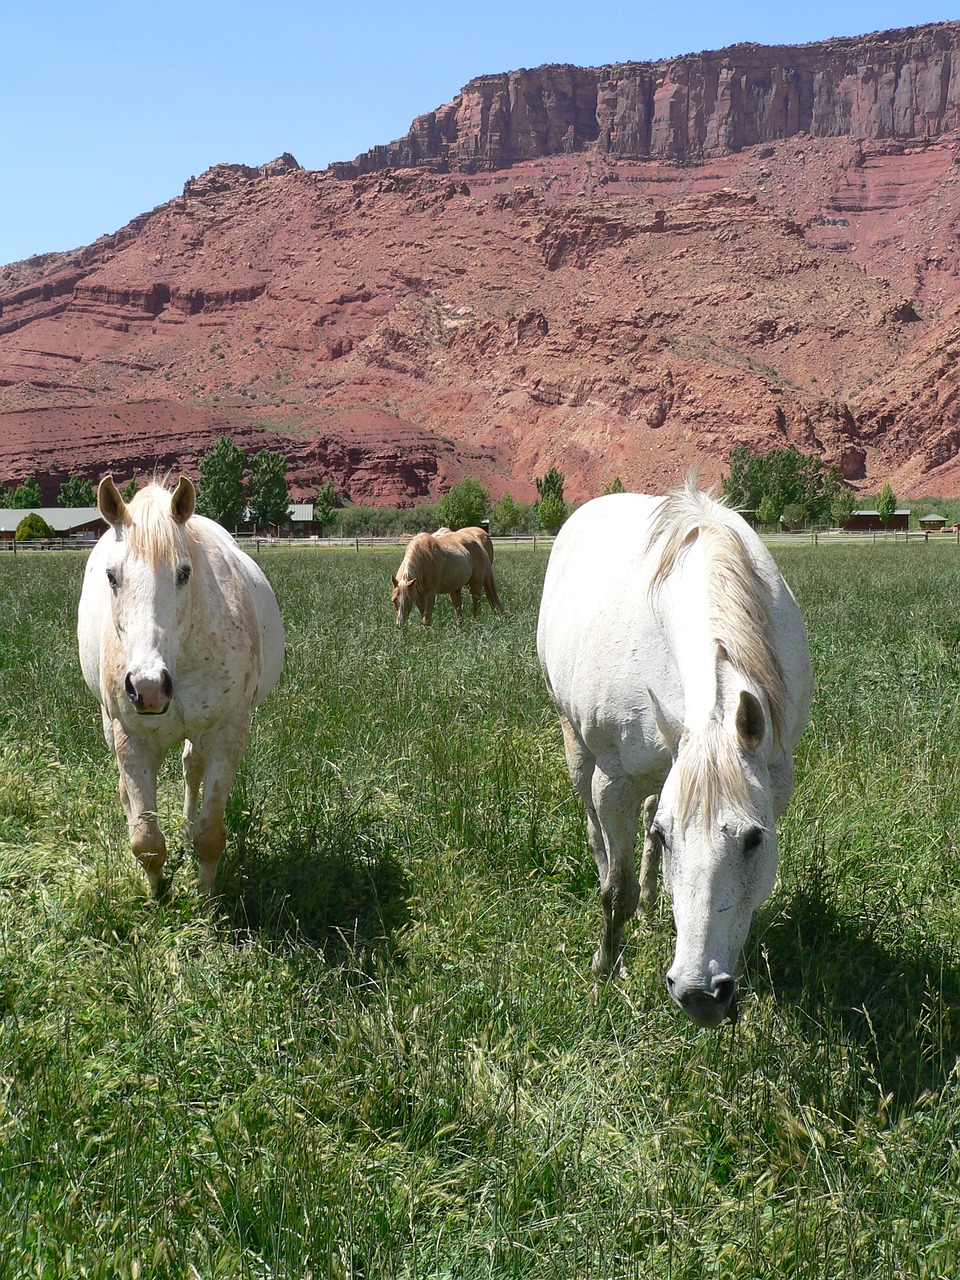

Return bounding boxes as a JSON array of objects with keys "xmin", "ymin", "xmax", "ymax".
[
  {"xmin": 124, "ymin": 484, "xmax": 196, "ymax": 567},
  {"xmin": 672, "ymin": 719, "xmax": 752, "ymax": 832}
]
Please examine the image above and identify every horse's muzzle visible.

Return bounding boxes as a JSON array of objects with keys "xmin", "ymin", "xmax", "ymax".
[
  {"xmin": 125, "ymin": 669, "xmax": 173, "ymax": 714},
  {"xmin": 666, "ymin": 971, "xmax": 737, "ymax": 1028}
]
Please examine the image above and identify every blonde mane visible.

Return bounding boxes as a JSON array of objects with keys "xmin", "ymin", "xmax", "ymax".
[
  {"xmin": 123, "ymin": 484, "xmax": 196, "ymax": 568},
  {"xmin": 650, "ymin": 477, "xmax": 787, "ymax": 828},
  {"xmin": 397, "ymin": 532, "xmax": 440, "ymax": 581}
]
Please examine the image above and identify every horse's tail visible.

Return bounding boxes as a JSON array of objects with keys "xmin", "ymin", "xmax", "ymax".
[{"xmin": 484, "ymin": 559, "xmax": 505, "ymax": 613}]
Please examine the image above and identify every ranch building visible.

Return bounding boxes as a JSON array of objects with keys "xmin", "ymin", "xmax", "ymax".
[
  {"xmin": 0, "ymin": 507, "xmax": 106, "ymax": 543},
  {"xmin": 840, "ymin": 508, "xmax": 909, "ymax": 533},
  {"xmin": 240, "ymin": 503, "xmax": 318, "ymax": 537},
  {"xmin": 918, "ymin": 513, "xmax": 948, "ymax": 531}
]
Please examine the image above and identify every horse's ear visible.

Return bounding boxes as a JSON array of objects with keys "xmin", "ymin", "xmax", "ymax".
[
  {"xmin": 735, "ymin": 690, "xmax": 767, "ymax": 754},
  {"xmin": 648, "ymin": 687, "xmax": 683, "ymax": 758},
  {"xmin": 170, "ymin": 476, "xmax": 196, "ymax": 524},
  {"xmin": 392, "ymin": 576, "xmax": 399, "ymax": 587},
  {"xmin": 97, "ymin": 475, "xmax": 126, "ymax": 526}
]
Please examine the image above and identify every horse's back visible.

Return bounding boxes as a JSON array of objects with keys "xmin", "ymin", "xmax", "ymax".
[
  {"xmin": 193, "ymin": 515, "xmax": 284, "ymax": 703},
  {"xmin": 538, "ymin": 495, "xmax": 668, "ymax": 759},
  {"xmin": 538, "ymin": 493, "xmax": 664, "ymax": 679},
  {"xmin": 456, "ymin": 526, "xmax": 495, "ymax": 563},
  {"xmin": 435, "ymin": 527, "xmax": 492, "ymax": 577}
]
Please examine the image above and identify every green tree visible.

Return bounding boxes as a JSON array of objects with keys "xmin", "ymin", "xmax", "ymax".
[
  {"xmin": 197, "ymin": 437, "xmax": 247, "ymax": 530},
  {"xmin": 535, "ymin": 467, "xmax": 566, "ymax": 531},
  {"xmin": 538, "ymin": 490, "xmax": 566, "ymax": 533},
  {"xmin": 437, "ymin": 476, "xmax": 490, "ymax": 531},
  {"xmin": 15, "ymin": 512, "xmax": 54, "ymax": 540},
  {"xmin": 247, "ymin": 449, "xmax": 290, "ymax": 532},
  {"xmin": 536, "ymin": 467, "xmax": 565, "ymax": 504},
  {"xmin": 877, "ymin": 482, "xmax": 897, "ymax": 528},
  {"xmin": 603, "ymin": 476, "xmax": 625, "ymax": 495},
  {"xmin": 830, "ymin": 486, "xmax": 857, "ymax": 528},
  {"xmin": 120, "ymin": 476, "xmax": 140, "ymax": 502},
  {"xmin": 722, "ymin": 445, "xmax": 841, "ymax": 525},
  {"xmin": 757, "ymin": 493, "xmax": 780, "ymax": 529},
  {"xmin": 57, "ymin": 475, "xmax": 96, "ymax": 507},
  {"xmin": 313, "ymin": 479, "xmax": 338, "ymax": 536},
  {"xmin": 781, "ymin": 502, "xmax": 806, "ymax": 532},
  {"xmin": 7, "ymin": 477, "xmax": 42, "ymax": 509},
  {"xmin": 491, "ymin": 492, "xmax": 525, "ymax": 535}
]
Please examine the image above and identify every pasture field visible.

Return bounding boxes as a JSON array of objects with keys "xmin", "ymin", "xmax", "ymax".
[{"xmin": 1, "ymin": 540, "xmax": 959, "ymax": 1279}]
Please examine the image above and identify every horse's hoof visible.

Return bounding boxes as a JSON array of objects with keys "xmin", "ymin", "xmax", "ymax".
[
  {"xmin": 591, "ymin": 948, "xmax": 628, "ymax": 981},
  {"xmin": 150, "ymin": 874, "xmax": 172, "ymax": 902}
]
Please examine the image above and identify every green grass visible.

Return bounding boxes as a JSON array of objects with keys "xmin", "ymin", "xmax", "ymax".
[{"xmin": 0, "ymin": 541, "xmax": 959, "ymax": 1277}]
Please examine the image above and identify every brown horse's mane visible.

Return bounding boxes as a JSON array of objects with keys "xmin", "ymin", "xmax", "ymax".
[{"xmin": 396, "ymin": 532, "xmax": 441, "ymax": 587}]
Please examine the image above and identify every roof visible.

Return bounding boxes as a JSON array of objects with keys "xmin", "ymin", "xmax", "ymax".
[
  {"xmin": 919, "ymin": 513, "xmax": 946, "ymax": 522},
  {"xmin": 850, "ymin": 509, "xmax": 910, "ymax": 517},
  {"xmin": 288, "ymin": 504, "xmax": 314, "ymax": 522},
  {"xmin": 0, "ymin": 507, "xmax": 105, "ymax": 534}
]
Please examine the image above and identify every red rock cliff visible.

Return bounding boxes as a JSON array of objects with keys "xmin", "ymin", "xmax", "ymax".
[{"xmin": 333, "ymin": 23, "xmax": 960, "ymax": 174}]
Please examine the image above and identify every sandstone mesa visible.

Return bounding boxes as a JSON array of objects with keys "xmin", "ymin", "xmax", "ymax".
[{"xmin": 5, "ymin": 22, "xmax": 960, "ymax": 502}]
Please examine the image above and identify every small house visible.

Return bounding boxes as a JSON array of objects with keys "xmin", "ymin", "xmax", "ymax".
[
  {"xmin": 918, "ymin": 513, "xmax": 947, "ymax": 531},
  {"xmin": 288, "ymin": 503, "xmax": 316, "ymax": 536}
]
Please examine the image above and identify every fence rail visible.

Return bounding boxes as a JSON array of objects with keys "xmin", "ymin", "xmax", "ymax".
[
  {"xmin": 1, "ymin": 528, "xmax": 958, "ymax": 554},
  {"xmin": 0, "ymin": 533, "xmax": 559, "ymax": 554}
]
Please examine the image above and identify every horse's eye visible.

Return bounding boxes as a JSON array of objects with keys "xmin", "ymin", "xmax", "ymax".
[
  {"xmin": 176, "ymin": 564, "xmax": 191, "ymax": 585},
  {"xmin": 743, "ymin": 827, "xmax": 763, "ymax": 855},
  {"xmin": 106, "ymin": 568, "xmax": 119, "ymax": 590}
]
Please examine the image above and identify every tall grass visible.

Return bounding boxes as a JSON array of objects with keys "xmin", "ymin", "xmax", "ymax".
[{"xmin": 0, "ymin": 540, "xmax": 958, "ymax": 1278}]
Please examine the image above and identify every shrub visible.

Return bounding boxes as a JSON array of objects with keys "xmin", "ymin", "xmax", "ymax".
[{"xmin": 15, "ymin": 513, "xmax": 55, "ymax": 541}]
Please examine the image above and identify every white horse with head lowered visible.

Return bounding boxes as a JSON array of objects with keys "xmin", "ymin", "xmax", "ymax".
[
  {"xmin": 537, "ymin": 478, "xmax": 811, "ymax": 1027},
  {"xmin": 78, "ymin": 476, "xmax": 285, "ymax": 896}
]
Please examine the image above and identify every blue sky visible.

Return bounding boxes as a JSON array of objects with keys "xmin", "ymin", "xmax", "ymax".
[{"xmin": 3, "ymin": 0, "xmax": 957, "ymax": 265}]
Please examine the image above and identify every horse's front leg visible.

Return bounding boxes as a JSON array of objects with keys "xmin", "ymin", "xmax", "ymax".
[
  {"xmin": 112, "ymin": 722, "xmax": 167, "ymax": 896},
  {"xmin": 639, "ymin": 792, "xmax": 662, "ymax": 913},
  {"xmin": 422, "ymin": 590, "xmax": 438, "ymax": 626},
  {"xmin": 450, "ymin": 588, "xmax": 464, "ymax": 625},
  {"xmin": 590, "ymin": 764, "xmax": 643, "ymax": 979},
  {"xmin": 191, "ymin": 722, "xmax": 250, "ymax": 895},
  {"xmin": 181, "ymin": 738, "xmax": 203, "ymax": 843}
]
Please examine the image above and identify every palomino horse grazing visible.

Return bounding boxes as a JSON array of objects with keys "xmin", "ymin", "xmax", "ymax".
[
  {"xmin": 78, "ymin": 476, "xmax": 285, "ymax": 896},
  {"xmin": 537, "ymin": 479, "xmax": 811, "ymax": 1027},
  {"xmin": 392, "ymin": 526, "xmax": 503, "ymax": 627}
]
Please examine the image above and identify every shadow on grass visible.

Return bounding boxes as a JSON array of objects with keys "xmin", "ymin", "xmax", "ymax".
[
  {"xmin": 214, "ymin": 791, "xmax": 412, "ymax": 971},
  {"xmin": 753, "ymin": 868, "xmax": 960, "ymax": 1115}
]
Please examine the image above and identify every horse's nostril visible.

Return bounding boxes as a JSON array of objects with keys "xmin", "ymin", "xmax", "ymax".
[
  {"xmin": 124, "ymin": 673, "xmax": 140, "ymax": 705},
  {"xmin": 712, "ymin": 975, "xmax": 736, "ymax": 1007},
  {"xmin": 161, "ymin": 669, "xmax": 173, "ymax": 700}
]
